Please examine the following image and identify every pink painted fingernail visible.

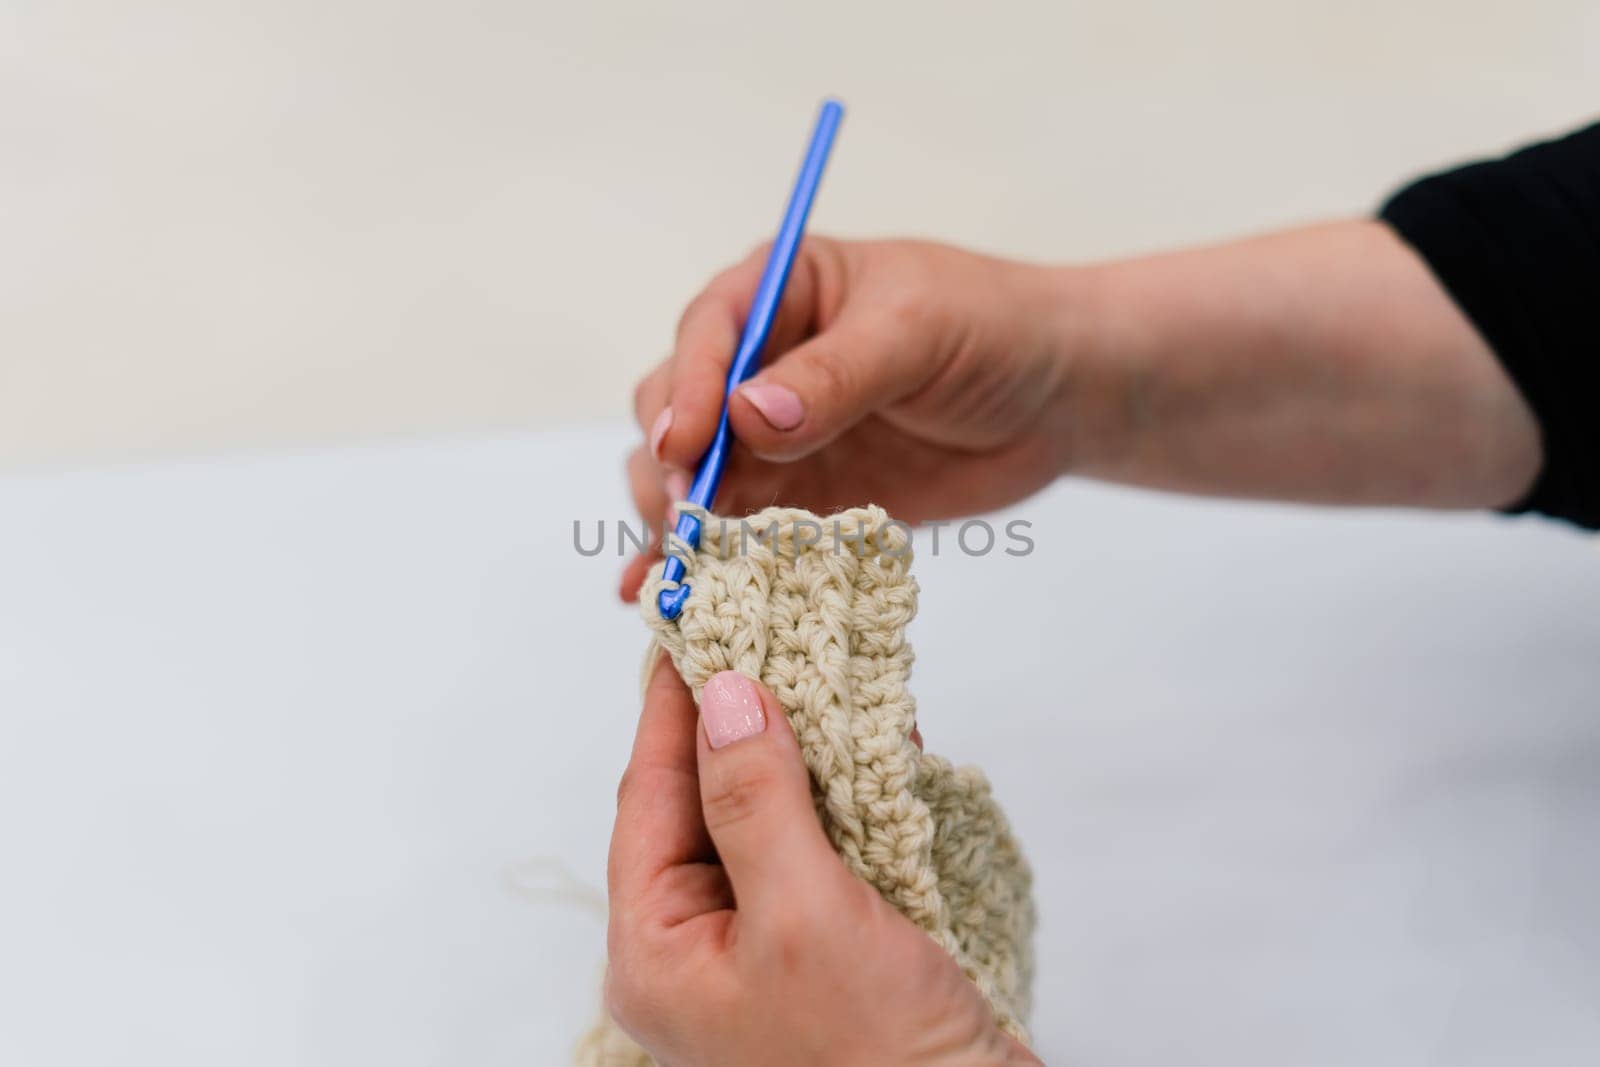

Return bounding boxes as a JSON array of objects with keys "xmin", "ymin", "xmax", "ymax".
[
  {"xmin": 665, "ymin": 470, "xmax": 691, "ymax": 501},
  {"xmin": 648, "ymin": 407, "xmax": 674, "ymax": 459},
  {"xmin": 701, "ymin": 671, "xmax": 766, "ymax": 749},
  {"xmin": 738, "ymin": 383, "xmax": 804, "ymax": 431}
]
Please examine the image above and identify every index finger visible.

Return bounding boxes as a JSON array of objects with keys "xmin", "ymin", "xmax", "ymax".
[
  {"xmin": 653, "ymin": 240, "xmax": 826, "ymax": 472},
  {"xmin": 607, "ymin": 653, "xmax": 713, "ymax": 903}
]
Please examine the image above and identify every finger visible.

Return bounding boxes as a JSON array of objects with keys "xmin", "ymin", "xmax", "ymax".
[
  {"xmin": 634, "ymin": 364, "xmax": 710, "ymax": 499},
  {"xmin": 617, "ymin": 548, "xmax": 657, "ymax": 604},
  {"xmin": 633, "ymin": 360, "xmax": 673, "ymax": 459},
  {"xmin": 609, "ymin": 655, "xmax": 713, "ymax": 904},
  {"xmin": 728, "ymin": 311, "xmax": 931, "ymax": 461},
  {"xmin": 620, "ymin": 446, "xmax": 669, "ymax": 604},
  {"xmin": 652, "ymin": 254, "xmax": 760, "ymax": 471},
  {"xmin": 626, "ymin": 444, "xmax": 673, "ymax": 530},
  {"xmin": 656, "ymin": 241, "xmax": 827, "ymax": 472},
  {"xmin": 623, "ymin": 438, "xmax": 688, "ymax": 603},
  {"xmin": 694, "ymin": 671, "xmax": 843, "ymax": 911}
]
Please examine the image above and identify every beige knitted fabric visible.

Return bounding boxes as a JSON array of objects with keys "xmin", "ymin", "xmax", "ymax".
[{"xmin": 575, "ymin": 505, "xmax": 1035, "ymax": 1064}]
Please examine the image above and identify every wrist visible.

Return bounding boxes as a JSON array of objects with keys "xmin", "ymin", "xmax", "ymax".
[{"xmin": 1029, "ymin": 260, "xmax": 1138, "ymax": 483}]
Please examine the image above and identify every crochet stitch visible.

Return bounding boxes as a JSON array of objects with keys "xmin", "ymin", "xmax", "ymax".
[{"xmin": 576, "ymin": 505, "xmax": 1035, "ymax": 1063}]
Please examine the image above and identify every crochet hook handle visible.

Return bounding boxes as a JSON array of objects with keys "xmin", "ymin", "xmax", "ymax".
[{"xmin": 657, "ymin": 98, "xmax": 845, "ymax": 620}]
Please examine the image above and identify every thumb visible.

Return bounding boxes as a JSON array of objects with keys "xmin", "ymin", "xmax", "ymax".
[
  {"xmin": 728, "ymin": 314, "xmax": 927, "ymax": 462},
  {"xmin": 696, "ymin": 671, "xmax": 841, "ymax": 908}
]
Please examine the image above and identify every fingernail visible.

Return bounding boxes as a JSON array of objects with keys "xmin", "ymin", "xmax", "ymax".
[
  {"xmin": 701, "ymin": 671, "xmax": 766, "ymax": 749},
  {"xmin": 665, "ymin": 470, "xmax": 691, "ymax": 501},
  {"xmin": 738, "ymin": 383, "xmax": 804, "ymax": 431},
  {"xmin": 648, "ymin": 407, "xmax": 674, "ymax": 459}
]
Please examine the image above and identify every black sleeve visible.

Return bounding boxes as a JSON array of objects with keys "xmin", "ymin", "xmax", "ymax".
[{"xmin": 1380, "ymin": 120, "xmax": 1600, "ymax": 530}]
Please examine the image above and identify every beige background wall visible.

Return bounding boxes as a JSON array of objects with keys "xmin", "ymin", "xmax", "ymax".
[{"xmin": 4, "ymin": 0, "xmax": 1596, "ymax": 470}]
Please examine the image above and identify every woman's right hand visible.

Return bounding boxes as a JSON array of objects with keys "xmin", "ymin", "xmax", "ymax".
[
  {"xmin": 622, "ymin": 237, "xmax": 1103, "ymax": 599},
  {"xmin": 622, "ymin": 222, "xmax": 1543, "ymax": 601}
]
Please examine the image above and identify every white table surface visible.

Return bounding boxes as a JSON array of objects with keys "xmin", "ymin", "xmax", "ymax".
[{"xmin": 3, "ymin": 424, "xmax": 1598, "ymax": 1066}]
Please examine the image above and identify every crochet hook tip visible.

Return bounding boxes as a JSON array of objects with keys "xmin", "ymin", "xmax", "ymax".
[{"xmin": 657, "ymin": 584, "xmax": 690, "ymax": 621}]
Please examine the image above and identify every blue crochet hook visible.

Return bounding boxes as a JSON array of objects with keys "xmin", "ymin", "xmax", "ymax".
[{"xmin": 657, "ymin": 98, "xmax": 845, "ymax": 621}]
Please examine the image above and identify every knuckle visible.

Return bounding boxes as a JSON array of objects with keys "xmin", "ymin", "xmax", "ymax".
[
  {"xmin": 632, "ymin": 376, "xmax": 656, "ymax": 425},
  {"xmin": 811, "ymin": 236, "xmax": 849, "ymax": 290},
  {"xmin": 879, "ymin": 283, "xmax": 924, "ymax": 329},
  {"xmin": 632, "ymin": 486, "xmax": 665, "ymax": 534},
  {"xmin": 759, "ymin": 879, "xmax": 866, "ymax": 971},
  {"xmin": 603, "ymin": 922, "xmax": 693, "ymax": 1040},
  {"xmin": 616, "ymin": 759, "xmax": 685, "ymax": 818},
  {"xmin": 624, "ymin": 443, "xmax": 649, "ymax": 478},
  {"xmin": 602, "ymin": 959, "xmax": 647, "ymax": 1033},
  {"xmin": 625, "ymin": 447, "xmax": 661, "ymax": 499},
  {"xmin": 708, "ymin": 256, "xmax": 752, "ymax": 296},
  {"xmin": 614, "ymin": 765, "xmax": 639, "ymax": 811},
  {"xmin": 628, "ymin": 477, "xmax": 655, "ymax": 520},
  {"xmin": 754, "ymin": 894, "xmax": 840, "ymax": 980},
  {"xmin": 743, "ymin": 239, "xmax": 775, "ymax": 266},
  {"xmin": 614, "ymin": 761, "xmax": 673, "ymax": 813},
  {"xmin": 675, "ymin": 290, "xmax": 719, "ymax": 341},
  {"xmin": 764, "ymin": 904, "xmax": 814, "ymax": 958},
  {"xmin": 807, "ymin": 347, "xmax": 856, "ymax": 409},
  {"xmin": 806, "ymin": 233, "xmax": 837, "ymax": 258},
  {"xmin": 701, "ymin": 761, "xmax": 776, "ymax": 835}
]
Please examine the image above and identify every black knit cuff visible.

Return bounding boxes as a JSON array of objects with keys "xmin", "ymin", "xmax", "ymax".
[{"xmin": 1380, "ymin": 121, "xmax": 1600, "ymax": 530}]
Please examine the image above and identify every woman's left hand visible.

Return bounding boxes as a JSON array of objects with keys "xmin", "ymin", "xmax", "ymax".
[{"xmin": 605, "ymin": 657, "xmax": 1039, "ymax": 1066}]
